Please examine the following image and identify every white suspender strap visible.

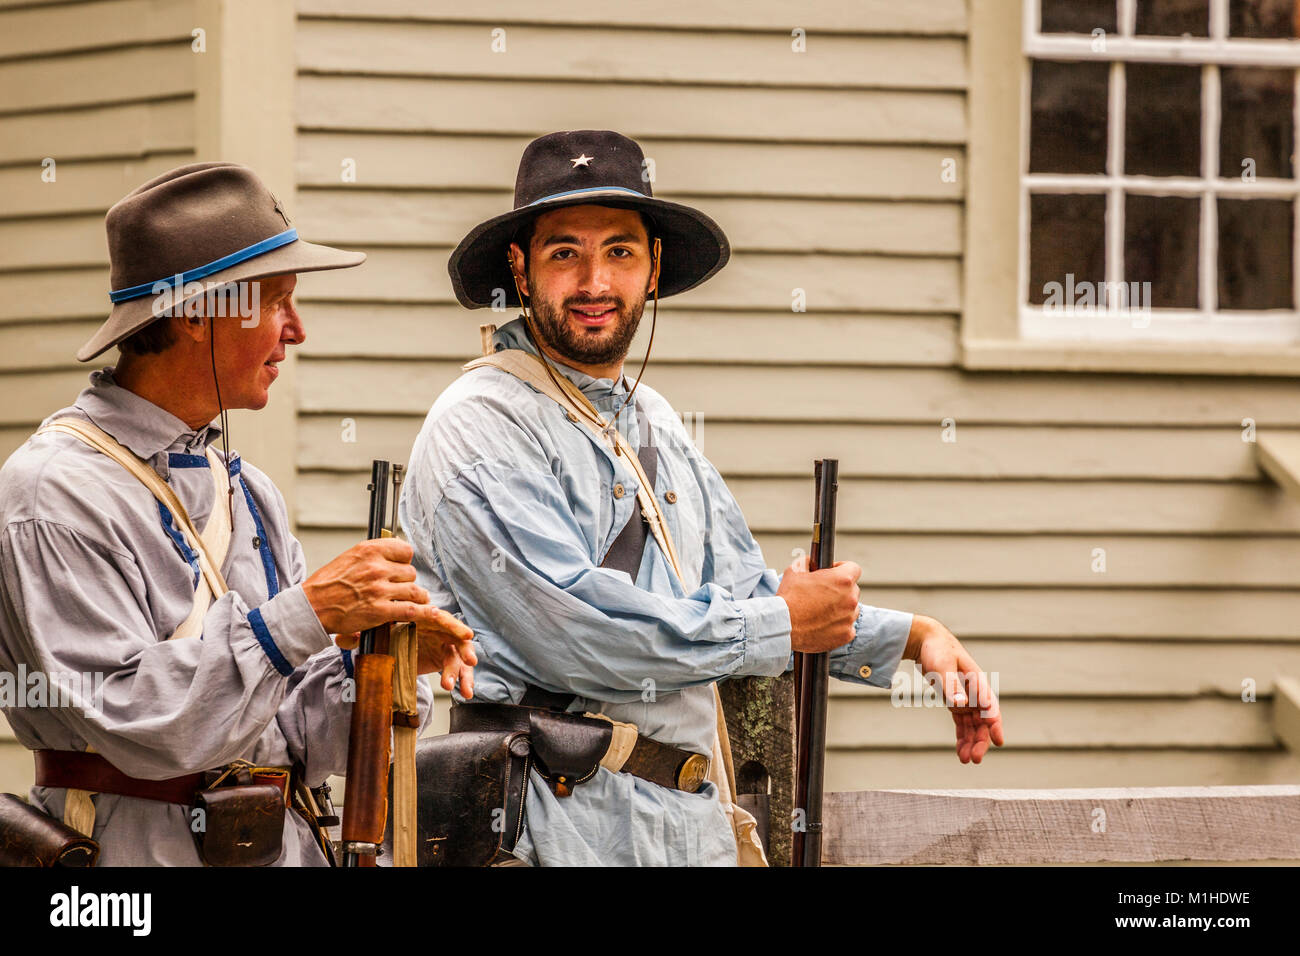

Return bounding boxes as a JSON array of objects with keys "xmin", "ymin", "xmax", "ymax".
[{"xmin": 36, "ymin": 418, "xmax": 232, "ymax": 628}]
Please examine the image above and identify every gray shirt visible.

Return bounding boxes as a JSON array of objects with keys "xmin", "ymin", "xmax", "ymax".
[{"xmin": 0, "ymin": 367, "xmax": 428, "ymax": 866}]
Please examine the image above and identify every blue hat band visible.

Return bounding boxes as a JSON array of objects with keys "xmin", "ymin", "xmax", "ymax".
[
  {"xmin": 109, "ymin": 228, "xmax": 299, "ymax": 304},
  {"xmin": 527, "ymin": 186, "xmax": 649, "ymax": 207}
]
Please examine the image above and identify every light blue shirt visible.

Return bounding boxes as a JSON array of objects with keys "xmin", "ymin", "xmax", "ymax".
[{"xmin": 400, "ymin": 317, "xmax": 912, "ymax": 866}]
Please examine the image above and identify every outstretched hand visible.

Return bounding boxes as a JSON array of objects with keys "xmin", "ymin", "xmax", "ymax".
[{"xmin": 906, "ymin": 616, "xmax": 1004, "ymax": 764}]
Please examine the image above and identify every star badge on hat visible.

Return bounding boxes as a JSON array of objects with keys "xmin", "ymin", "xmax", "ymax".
[{"xmin": 570, "ymin": 153, "xmax": 593, "ymax": 168}]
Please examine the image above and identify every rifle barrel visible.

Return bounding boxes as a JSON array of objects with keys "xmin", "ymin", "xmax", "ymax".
[{"xmin": 793, "ymin": 458, "xmax": 838, "ymax": 868}]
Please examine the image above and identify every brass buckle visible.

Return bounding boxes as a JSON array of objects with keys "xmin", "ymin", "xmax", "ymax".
[{"xmin": 676, "ymin": 753, "xmax": 710, "ymax": 793}]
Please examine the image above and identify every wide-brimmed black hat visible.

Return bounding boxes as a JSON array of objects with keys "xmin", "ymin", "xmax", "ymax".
[{"xmin": 448, "ymin": 130, "xmax": 730, "ymax": 309}]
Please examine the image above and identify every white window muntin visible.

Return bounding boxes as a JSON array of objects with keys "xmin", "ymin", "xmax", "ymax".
[{"xmin": 1019, "ymin": 0, "xmax": 1300, "ymax": 344}]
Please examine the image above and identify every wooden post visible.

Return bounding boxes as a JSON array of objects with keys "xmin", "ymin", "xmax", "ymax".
[{"xmin": 718, "ymin": 673, "xmax": 798, "ymax": 867}]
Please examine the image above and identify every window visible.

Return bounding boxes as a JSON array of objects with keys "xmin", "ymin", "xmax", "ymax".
[{"xmin": 963, "ymin": 0, "xmax": 1300, "ymax": 374}]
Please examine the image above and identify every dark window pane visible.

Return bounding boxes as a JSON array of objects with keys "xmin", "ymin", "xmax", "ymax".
[
  {"xmin": 1229, "ymin": 0, "xmax": 1297, "ymax": 37},
  {"xmin": 1041, "ymin": 0, "xmax": 1118, "ymax": 34},
  {"xmin": 1126, "ymin": 64, "xmax": 1202, "ymax": 177},
  {"xmin": 1028, "ymin": 193, "xmax": 1107, "ymax": 304},
  {"xmin": 1218, "ymin": 198, "xmax": 1293, "ymax": 308},
  {"xmin": 1220, "ymin": 67, "xmax": 1294, "ymax": 180},
  {"xmin": 1125, "ymin": 194, "xmax": 1200, "ymax": 307},
  {"xmin": 1030, "ymin": 60, "xmax": 1110, "ymax": 174},
  {"xmin": 1135, "ymin": 0, "xmax": 1210, "ymax": 36}
]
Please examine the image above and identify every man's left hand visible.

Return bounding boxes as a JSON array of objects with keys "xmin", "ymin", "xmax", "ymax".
[
  {"xmin": 905, "ymin": 615, "xmax": 1004, "ymax": 764},
  {"xmin": 414, "ymin": 609, "xmax": 477, "ymax": 698}
]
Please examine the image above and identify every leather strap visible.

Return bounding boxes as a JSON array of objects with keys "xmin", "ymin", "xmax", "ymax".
[
  {"xmin": 599, "ymin": 401, "xmax": 658, "ymax": 582},
  {"xmin": 34, "ymin": 751, "xmax": 203, "ymax": 806},
  {"xmin": 450, "ymin": 703, "xmax": 709, "ymax": 793}
]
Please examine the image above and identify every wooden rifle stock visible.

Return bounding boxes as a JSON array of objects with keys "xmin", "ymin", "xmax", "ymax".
[
  {"xmin": 792, "ymin": 458, "xmax": 838, "ymax": 868},
  {"xmin": 341, "ymin": 459, "xmax": 396, "ymax": 867}
]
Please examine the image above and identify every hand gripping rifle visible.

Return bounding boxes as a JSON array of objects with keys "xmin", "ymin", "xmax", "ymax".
[
  {"xmin": 341, "ymin": 460, "xmax": 420, "ymax": 867},
  {"xmin": 792, "ymin": 458, "xmax": 838, "ymax": 868}
]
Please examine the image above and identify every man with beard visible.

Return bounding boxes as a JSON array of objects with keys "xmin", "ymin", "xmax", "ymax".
[{"xmin": 400, "ymin": 130, "xmax": 1003, "ymax": 866}]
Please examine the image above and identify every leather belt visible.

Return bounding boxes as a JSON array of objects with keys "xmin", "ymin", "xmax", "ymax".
[
  {"xmin": 34, "ymin": 750, "xmax": 204, "ymax": 806},
  {"xmin": 450, "ymin": 702, "xmax": 711, "ymax": 795}
]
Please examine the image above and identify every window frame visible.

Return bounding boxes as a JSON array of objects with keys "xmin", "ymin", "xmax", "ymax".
[{"xmin": 963, "ymin": 0, "xmax": 1300, "ymax": 375}]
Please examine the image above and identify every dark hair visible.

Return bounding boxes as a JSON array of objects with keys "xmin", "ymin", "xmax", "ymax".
[
  {"xmin": 512, "ymin": 209, "xmax": 657, "ymax": 273},
  {"xmin": 118, "ymin": 317, "xmax": 178, "ymax": 355}
]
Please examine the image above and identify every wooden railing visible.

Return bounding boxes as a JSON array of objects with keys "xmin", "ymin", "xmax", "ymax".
[{"xmin": 822, "ymin": 785, "xmax": 1300, "ymax": 865}]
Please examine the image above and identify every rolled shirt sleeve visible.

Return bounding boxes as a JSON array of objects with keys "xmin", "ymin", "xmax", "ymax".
[{"xmin": 694, "ymin": 455, "xmax": 913, "ymax": 689}]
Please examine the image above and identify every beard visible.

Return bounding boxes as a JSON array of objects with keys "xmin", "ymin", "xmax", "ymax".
[{"xmin": 527, "ymin": 284, "xmax": 646, "ymax": 367}]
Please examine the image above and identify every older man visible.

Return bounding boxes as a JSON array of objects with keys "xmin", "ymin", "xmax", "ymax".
[
  {"xmin": 0, "ymin": 163, "xmax": 475, "ymax": 866},
  {"xmin": 401, "ymin": 130, "xmax": 1003, "ymax": 866}
]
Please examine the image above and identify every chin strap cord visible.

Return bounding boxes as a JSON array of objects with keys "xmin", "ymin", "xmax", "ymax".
[{"xmin": 208, "ymin": 316, "xmax": 235, "ymax": 525}]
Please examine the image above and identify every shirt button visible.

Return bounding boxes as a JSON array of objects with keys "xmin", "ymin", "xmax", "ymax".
[
  {"xmin": 613, "ymin": 483, "xmax": 625, "ymax": 499},
  {"xmin": 252, "ymin": 536, "xmax": 262, "ymax": 549},
  {"xmin": 664, "ymin": 490, "xmax": 678, "ymax": 504},
  {"xmin": 858, "ymin": 665, "xmax": 872, "ymax": 679}
]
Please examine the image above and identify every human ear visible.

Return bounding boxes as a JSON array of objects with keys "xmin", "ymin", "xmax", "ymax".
[
  {"xmin": 647, "ymin": 237, "xmax": 661, "ymax": 294},
  {"xmin": 507, "ymin": 242, "xmax": 530, "ymax": 298},
  {"xmin": 176, "ymin": 312, "xmax": 207, "ymax": 344}
]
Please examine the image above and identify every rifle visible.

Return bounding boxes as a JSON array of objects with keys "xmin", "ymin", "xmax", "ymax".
[
  {"xmin": 341, "ymin": 460, "xmax": 419, "ymax": 867},
  {"xmin": 792, "ymin": 458, "xmax": 838, "ymax": 868}
]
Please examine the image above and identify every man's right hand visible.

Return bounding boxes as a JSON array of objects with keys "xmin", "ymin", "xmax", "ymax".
[
  {"xmin": 777, "ymin": 555, "xmax": 862, "ymax": 653},
  {"xmin": 304, "ymin": 537, "xmax": 447, "ymax": 637}
]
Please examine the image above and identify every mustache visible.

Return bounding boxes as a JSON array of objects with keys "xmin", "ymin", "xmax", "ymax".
[{"xmin": 564, "ymin": 296, "xmax": 625, "ymax": 310}]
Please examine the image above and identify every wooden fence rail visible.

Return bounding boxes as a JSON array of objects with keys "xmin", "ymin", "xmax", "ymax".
[{"xmin": 823, "ymin": 786, "xmax": 1300, "ymax": 865}]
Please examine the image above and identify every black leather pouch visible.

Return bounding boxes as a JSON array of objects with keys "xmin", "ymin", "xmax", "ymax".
[
  {"xmin": 0, "ymin": 793, "xmax": 99, "ymax": 867},
  {"xmin": 191, "ymin": 784, "xmax": 284, "ymax": 867},
  {"xmin": 391, "ymin": 731, "xmax": 531, "ymax": 867}
]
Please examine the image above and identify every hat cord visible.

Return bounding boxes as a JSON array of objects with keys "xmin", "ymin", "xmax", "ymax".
[
  {"xmin": 509, "ymin": 237, "xmax": 661, "ymax": 452},
  {"xmin": 208, "ymin": 317, "xmax": 236, "ymax": 525}
]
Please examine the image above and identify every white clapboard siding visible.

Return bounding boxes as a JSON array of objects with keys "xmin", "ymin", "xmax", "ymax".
[
  {"xmin": 827, "ymin": 696, "xmax": 1276, "ymax": 748},
  {"xmin": 0, "ymin": 154, "xmax": 193, "ymax": 219},
  {"xmin": 298, "ymin": 20, "xmax": 968, "ymax": 91},
  {"xmin": 824, "ymin": 750, "xmax": 1300, "ymax": 792},
  {"xmin": 0, "ymin": 320, "xmax": 101, "ymax": 374},
  {"xmin": 297, "ymin": 0, "xmax": 969, "ymax": 34},
  {"xmin": 841, "ymin": 650, "xmax": 1290, "ymax": 698},
  {"xmin": 0, "ymin": 99, "xmax": 194, "ymax": 164},
  {"xmin": 0, "ymin": 214, "xmax": 108, "ymax": 270},
  {"xmin": 297, "ymin": 134, "xmax": 966, "ymax": 201},
  {"xmin": 0, "ymin": 43, "xmax": 195, "ymax": 113},
  {"xmin": 0, "ymin": 0, "xmax": 198, "ymax": 59},
  {"xmin": 752, "ymin": 533, "xmax": 1300, "ymax": 588},
  {"xmin": 298, "ymin": 76, "xmax": 966, "ymax": 145}
]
